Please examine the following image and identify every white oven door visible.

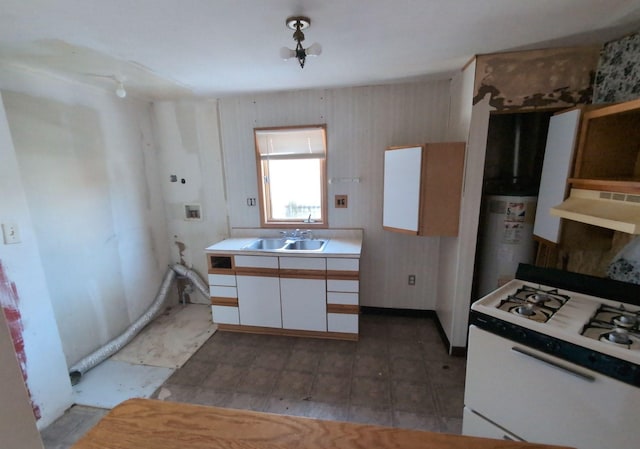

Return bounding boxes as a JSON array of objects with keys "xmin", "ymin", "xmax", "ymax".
[
  {"xmin": 462, "ymin": 407, "xmax": 523, "ymax": 442},
  {"xmin": 464, "ymin": 325, "xmax": 640, "ymax": 449}
]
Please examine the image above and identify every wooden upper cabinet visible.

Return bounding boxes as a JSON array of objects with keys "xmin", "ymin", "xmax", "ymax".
[
  {"xmin": 570, "ymin": 97, "xmax": 640, "ymax": 194},
  {"xmin": 383, "ymin": 142, "xmax": 465, "ymax": 236}
]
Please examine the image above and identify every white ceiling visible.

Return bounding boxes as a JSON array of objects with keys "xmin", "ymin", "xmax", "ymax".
[{"xmin": 1, "ymin": 0, "xmax": 640, "ymax": 100}]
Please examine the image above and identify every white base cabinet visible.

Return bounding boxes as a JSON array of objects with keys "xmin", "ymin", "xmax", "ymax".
[{"xmin": 206, "ymin": 252, "xmax": 360, "ymax": 339}]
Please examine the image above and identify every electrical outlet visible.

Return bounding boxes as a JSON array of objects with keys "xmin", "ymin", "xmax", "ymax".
[
  {"xmin": 247, "ymin": 198, "xmax": 256, "ymax": 206},
  {"xmin": 2, "ymin": 223, "xmax": 20, "ymax": 244},
  {"xmin": 408, "ymin": 274, "xmax": 416, "ymax": 285}
]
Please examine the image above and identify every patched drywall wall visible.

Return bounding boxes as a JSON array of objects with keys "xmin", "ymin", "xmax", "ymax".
[
  {"xmin": 0, "ymin": 65, "xmax": 170, "ymax": 388},
  {"xmin": 0, "ymin": 90, "xmax": 72, "ymax": 429},
  {"xmin": 474, "ymin": 47, "xmax": 601, "ymax": 110},
  {"xmin": 594, "ymin": 31, "xmax": 640, "ymax": 103},
  {"xmin": 152, "ymin": 101, "xmax": 229, "ymax": 303}
]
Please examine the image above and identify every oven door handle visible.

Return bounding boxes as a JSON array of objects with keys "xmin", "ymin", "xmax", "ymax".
[{"xmin": 511, "ymin": 346, "xmax": 595, "ymax": 382}]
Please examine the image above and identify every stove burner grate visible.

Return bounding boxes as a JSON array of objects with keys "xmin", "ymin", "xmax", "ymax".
[
  {"xmin": 497, "ymin": 285, "xmax": 569, "ymax": 323},
  {"xmin": 582, "ymin": 304, "xmax": 640, "ymax": 349}
]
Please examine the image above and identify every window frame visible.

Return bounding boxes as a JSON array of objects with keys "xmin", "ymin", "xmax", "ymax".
[{"xmin": 254, "ymin": 124, "xmax": 328, "ymax": 228}]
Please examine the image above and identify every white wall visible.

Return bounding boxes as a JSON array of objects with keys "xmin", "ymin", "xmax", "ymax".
[
  {"xmin": 218, "ymin": 82, "xmax": 451, "ymax": 309},
  {"xmin": 0, "ymin": 90, "xmax": 72, "ymax": 428},
  {"xmin": 0, "ymin": 65, "xmax": 170, "ymax": 425},
  {"xmin": 437, "ymin": 60, "xmax": 477, "ymax": 350},
  {"xmin": 152, "ymin": 100, "xmax": 229, "ymax": 297}
]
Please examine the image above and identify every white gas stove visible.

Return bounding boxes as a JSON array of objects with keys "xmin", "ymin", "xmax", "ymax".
[
  {"xmin": 472, "ymin": 278, "xmax": 640, "ymax": 372},
  {"xmin": 463, "ymin": 264, "xmax": 640, "ymax": 448}
]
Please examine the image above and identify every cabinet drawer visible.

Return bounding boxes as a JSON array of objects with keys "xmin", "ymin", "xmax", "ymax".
[
  {"xmin": 327, "ymin": 292, "xmax": 359, "ymax": 305},
  {"xmin": 209, "ymin": 285, "xmax": 237, "ymax": 298},
  {"xmin": 208, "ymin": 274, "xmax": 236, "ymax": 286},
  {"xmin": 328, "ymin": 313, "xmax": 358, "ymax": 334},
  {"xmin": 211, "ymin": 305, "xmax": 239, "ymax": 325},
  {"xmin": 279, "ymin": 256, "xmax": 326, "ymax": 271},
  {"xmin": 326, "ymin": 258, "xmax": 359, "ymax": 272},
  {"xmin": 327, "ymin": 279, "xmax": 359, "ymax": 293},
  {"xmin": 234, "ymin": 255, "xmax": 279, "ymax": 269}
]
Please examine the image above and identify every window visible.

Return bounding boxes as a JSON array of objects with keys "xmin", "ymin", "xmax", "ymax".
[{"xmin": 254, "ymin": 125, "xmax": 327, "ymax": 227}]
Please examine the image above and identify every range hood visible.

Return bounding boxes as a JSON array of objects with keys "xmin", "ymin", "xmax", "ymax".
[{"xmin": 550, "ymin": 189, "xmax": 640, "ymax": 234}]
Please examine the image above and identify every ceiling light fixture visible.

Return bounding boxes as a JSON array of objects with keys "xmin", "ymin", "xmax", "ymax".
[
  {"xmin": 84, "ymin": 73, "xmax": 127, "ymax": 98},
  {"xmin": 280, "ymin": 16, "xmax": 322, "ymax": 68},
  {"xmin": 115, "ymin": 81, "xmax": 127, "ymax": 98}
]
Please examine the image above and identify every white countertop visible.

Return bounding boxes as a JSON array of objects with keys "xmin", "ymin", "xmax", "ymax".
[{"xmin": 205, "ymin": 228, "xmax": 363, "ymax": 258}]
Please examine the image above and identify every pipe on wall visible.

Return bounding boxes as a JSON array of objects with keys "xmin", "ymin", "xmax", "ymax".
[{"xmin": 68, "ymin": 264, "xmax": 208, "ymax": 385}]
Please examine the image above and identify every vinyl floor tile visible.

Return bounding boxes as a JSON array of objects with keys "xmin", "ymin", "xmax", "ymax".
[{"xmin": 42, "ymin": 314, "xmax": 466, "ymax": 449}]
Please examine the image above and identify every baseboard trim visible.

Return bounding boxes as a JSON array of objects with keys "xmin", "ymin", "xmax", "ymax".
[{"xmin": 360, "ymin": 306, "xmax": 466, "ymax": 357}]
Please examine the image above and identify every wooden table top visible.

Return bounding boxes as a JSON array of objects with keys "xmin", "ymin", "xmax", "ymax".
[{"xmin": 71, "ymin": 398, "xmax": 573, "ymax": 449}]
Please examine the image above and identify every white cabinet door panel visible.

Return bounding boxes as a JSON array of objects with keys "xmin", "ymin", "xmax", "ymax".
[
  {"xmin": 280, "ymin": 278, "xmax": 326, "ymax": 331},
  {"xmin": 383, "ymin": 146, "xmax": 422, "ymax": 232},
  {"xmin": 236, "ymin": 275, "xmax": 281, "ymax": 328},
  {"xmin": 327, "ymin": 313, "xmax": 358, "ymax": 333},
  {"xmin": 208, "ymin": 274, "xmax": 236, "ymax": 286},
  {"xmin": 211, "ymin": 306, "xmax": 240, "ymax": 325},
  {"xmin": 326, "ymin": 258, "xmax": 359, "ymax": 272},
  {"xmin": 234, "ymin": 255, "xmax": 279, "ymax": 269},
  {"xmin": 279, "ymin": 256, "xmax": 326, "ymax": 270},
  {"xmin": 533, "ymin": 109, "xmax": 580, "ymax": 243},
  {"xmin": 210, "ymin": 285, "xmax": 237, "ymax": 298},
  {"xmin": 327, "ymin": 279, "xmax": 359, "ymax": 293},
  {"xmin": 327, "ymin": 292, "xmax": 359, "ymax": 305}
]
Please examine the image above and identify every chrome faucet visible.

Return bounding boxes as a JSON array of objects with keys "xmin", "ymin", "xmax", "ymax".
[{"xmin": 279, "ymin": 229, "xmax": 312, "ymax": 240}]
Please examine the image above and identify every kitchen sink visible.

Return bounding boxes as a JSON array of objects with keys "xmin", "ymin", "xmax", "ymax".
[
  {"xmin": 242, "ymin": 238, "xmax": 328, "ymax": 252},
  {"xmin": 283, "ymin": 239, "xmax": 327, "ymax": 251},
  {"xmin": 242, "ymin": 238, "xmax": 287, "ymax": 250}
]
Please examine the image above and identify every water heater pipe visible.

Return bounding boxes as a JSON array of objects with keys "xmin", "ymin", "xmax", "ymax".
[{"xmin": 68, "ymin": 264, "xmax": 209, "ymax": 385}]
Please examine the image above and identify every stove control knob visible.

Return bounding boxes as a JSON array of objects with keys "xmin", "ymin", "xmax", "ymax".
[
  {"xmin": 617, "ymin": 364, "xmax": 630, "ymax": 377},
  {"xmin": 545, "ymin": 340, "xmax": 560, "ymax": 353}
]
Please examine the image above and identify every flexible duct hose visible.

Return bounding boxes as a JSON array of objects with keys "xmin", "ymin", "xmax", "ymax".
[{"xmin": 68, "ymin": 264, "xmax": 208, "ymax": 385}]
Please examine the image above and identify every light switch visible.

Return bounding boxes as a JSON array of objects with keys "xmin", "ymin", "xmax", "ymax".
[
  {"xmin": 2, "ymin": 223, "xmax": 21, "ymax": 244},
  {"xmin": 335, "ymin": 195, "xmax": 348, "ymax": 208}
]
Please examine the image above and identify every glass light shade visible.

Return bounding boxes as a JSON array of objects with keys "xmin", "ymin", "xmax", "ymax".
[
  {"xmin": 115, "ymin": 82, "xmax": 126, "ymax": 98},
  {"xmin": 279, "ymin": 47, "xmax": 296, "ymax": 60},
  {"xmin": 305, "ymin": 42, "xmax": 322, "ymax": 56}
]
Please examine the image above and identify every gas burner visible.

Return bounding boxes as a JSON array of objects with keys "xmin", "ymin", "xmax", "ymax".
[
  {"xmin": 515, "ymin": 304, "xmax": 536, "ymax": 316},
  {"xmin": 528, "ymin": 293, "xmax": 553, "ymax": 305},
  {"xmin": 614, "ymin": 314, "xmax": 638, "ymax": 329},
  {"xmin": 601, "ymin": 329, "xmax": 633, "ymax": 347}
]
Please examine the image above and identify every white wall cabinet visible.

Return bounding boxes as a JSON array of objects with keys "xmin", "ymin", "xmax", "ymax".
[{"xmin": 383, "ymin": 142, "xmax": 465, "ymax": 236}]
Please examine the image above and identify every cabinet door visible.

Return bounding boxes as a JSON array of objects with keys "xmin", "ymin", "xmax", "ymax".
[
  {"xmin": 280, "ymin": 277, "xmax": 326, "ymax": 331},
  {"xmin": 533, "ymin": 108, "xmax": 581, "ymax": 243},
  {"xmin": 383, "ymin": 146, "xmax": 423, "ymax": 233},
  {"xmin": 236, "ymin": 275, "xmax": 281, "ymax": 328}
]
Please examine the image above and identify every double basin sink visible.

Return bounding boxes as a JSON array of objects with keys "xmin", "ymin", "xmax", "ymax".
[{"xmin": 242, "ymin": 238, "xmax": 328, "ymax": 252}]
